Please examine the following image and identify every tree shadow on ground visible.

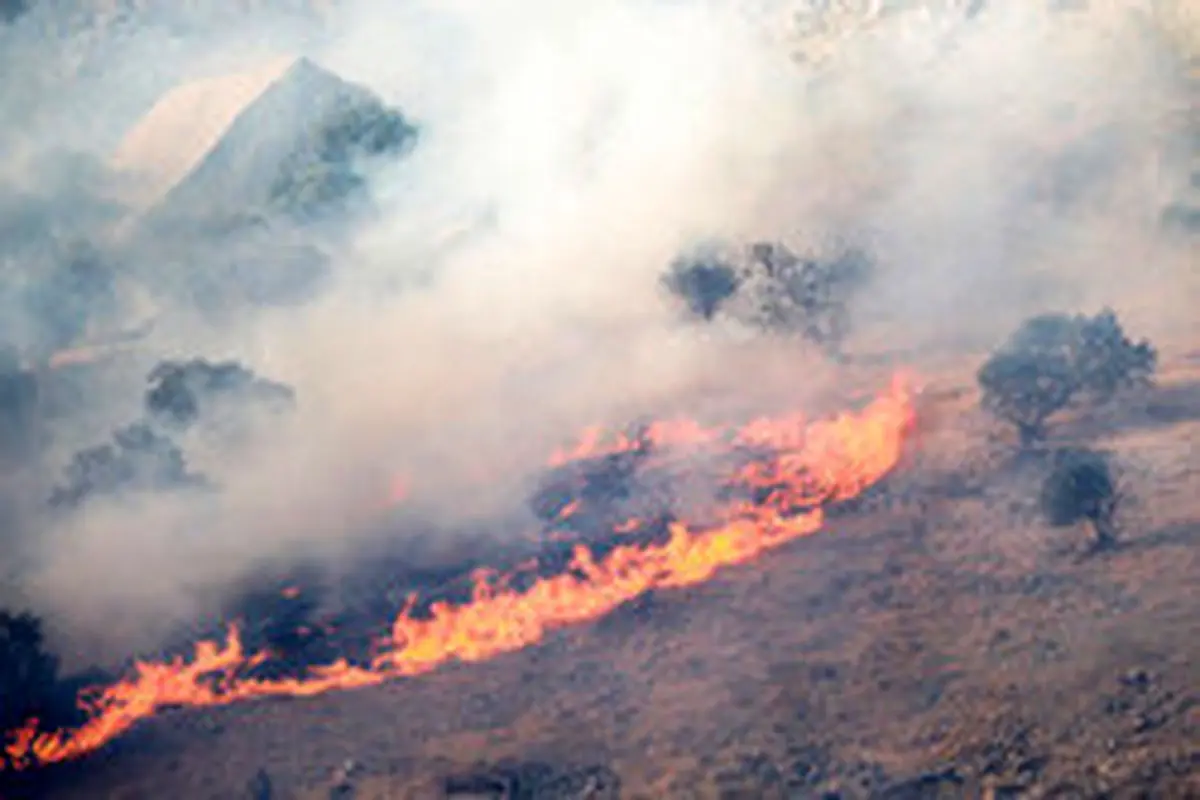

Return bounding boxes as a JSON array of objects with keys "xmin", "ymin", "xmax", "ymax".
[
  {"xmin": 1062, "ymin": 379, "xmax": 1200, "ymax": 439},
  {"xmin": 1122, "ymin": 520, "xmax": 1200, "ymax": 553}
]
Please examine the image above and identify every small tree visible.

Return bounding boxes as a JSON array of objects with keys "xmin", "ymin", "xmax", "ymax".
[
  {"xmin": 1039, "ymin": 447, "xmax": 1121, "ymax": 551},
  {"xmin": 977, "ymin": 347, "xmax": 1077, "ymax": 446},
  {"xmin": 978, "ymin": 309, "xmax": 1157, "ymax": 446},
  {"xmin": 663, "ymin": 240, "xmax": 874, "ymax": 356},
  {"xmin": 1072, "ymin": 309, "xmax": 1156, "ymax": 400}
]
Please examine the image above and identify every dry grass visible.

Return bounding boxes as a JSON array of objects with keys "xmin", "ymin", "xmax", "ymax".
[
  {"xmin": 9, "ymin": 4, "xmax": 1198, "ymax": 798},
  {"xmin": 19, "ymin": 342, "xmax": 1199, "ymax": 799}
]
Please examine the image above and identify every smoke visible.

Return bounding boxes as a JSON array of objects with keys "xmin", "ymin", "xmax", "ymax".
[{"xmin": 0, "ymin": 1, "xmax": 1193, "ymax": 662}]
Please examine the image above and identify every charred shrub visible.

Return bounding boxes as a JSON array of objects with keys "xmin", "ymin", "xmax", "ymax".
[
  {"xmin": 49, "ymin": 423, "xmax": 205, "ymax": 508},
  {"xmin": 978, "ymin": 309, "xmax": 1156, "ymax": 445},
  {"xmin": 145, "ymin": 358, "xmax": 295, "ymax": 430},
  {"xmin": 665, "ymin": 240, "xmax": 874, "ymax": 355},
  {"xmin": 1039, "ymin": 447, "xmax": 1121, "ymax": 550}
]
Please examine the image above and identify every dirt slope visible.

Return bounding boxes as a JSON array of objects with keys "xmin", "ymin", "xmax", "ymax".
[{"xmin": 16, "ymin": 348, "xmax": 1199, "ymax": 800}]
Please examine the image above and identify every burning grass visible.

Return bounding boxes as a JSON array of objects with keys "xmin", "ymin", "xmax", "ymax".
[{"xmin": 1, "ymin": 373, "xmax": 916, "ymax": 774}]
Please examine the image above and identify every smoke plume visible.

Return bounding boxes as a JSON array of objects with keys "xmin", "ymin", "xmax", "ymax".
[{"xmin": 0, "ymin": 0, "xmax": 1193, "ymax": 662}]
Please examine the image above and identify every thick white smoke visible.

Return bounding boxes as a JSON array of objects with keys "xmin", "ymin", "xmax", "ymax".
[{"xmin": 1, "ymin": 0, "xmax": 1192, "ymax": 660}]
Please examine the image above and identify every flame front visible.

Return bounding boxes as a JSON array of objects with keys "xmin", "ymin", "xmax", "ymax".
[{"xmin": 3, "ymin": 375, "xmax": 915, "ymax": 771}]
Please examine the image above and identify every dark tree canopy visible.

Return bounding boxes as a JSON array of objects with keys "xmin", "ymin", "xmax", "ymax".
[
  {"xmin": 664, "ymin": 240, "xmax": 874, "ymax": 355},
  {"xmin": 0, "ymin": 611, "xmax": 59, "ymax": 736},
  {"xmin": 1071, "ymin": 309, "xmax": 1157, "ymax": 399},
  {"xmin": 977, "ymin": 347, "xmax": 1078, "ymax": 445},
  {"xmin": 145, "ymin": 358, "xmax": 295, "ymax": 430},
  {"xmin": 269, "ymin": 99, "xmax": 418, "ymax": 221},
  {"xmin": 49, "ymin": 423, "xmax": 203, "ymax": 508},
  {"xmin": 1039, "ymin": 447, "xmax": 1120, "ymax": 549},
  {"xmin": 662, "ymin": 254, "xmax": 740, "ymax": 320},
  {"xmin": 977, "ymin": 308, "xmax": 1156, "ymax": 444}
]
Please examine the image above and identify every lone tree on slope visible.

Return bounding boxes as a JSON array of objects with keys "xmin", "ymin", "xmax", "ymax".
[{"xmin": 977, "ymin": 308, "xmax": 1156, "ymax": 446}]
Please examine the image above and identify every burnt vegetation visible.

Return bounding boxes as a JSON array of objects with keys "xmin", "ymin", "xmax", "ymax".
[
  {"xmin": 664, "ymin": 240, "xmax": 874, "ymax": 356},
  {"xmin": 977, "ymin": 308, "xmax": 1156, "ymax": 446}
]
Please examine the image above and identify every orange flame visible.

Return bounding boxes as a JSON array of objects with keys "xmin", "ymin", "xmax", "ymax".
[{"xmin": 2, "ymin": 375, "xmax": 915, "ymax": 772}]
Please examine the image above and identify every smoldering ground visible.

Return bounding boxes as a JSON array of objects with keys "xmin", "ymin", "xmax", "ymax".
[{"xmin": 0, "ymin": 1, "xmax": 1194, "ymax": 665}]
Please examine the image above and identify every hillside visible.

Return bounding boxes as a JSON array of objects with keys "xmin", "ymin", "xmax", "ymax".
[
  {"xmin": 18, "ymin": 346, "xmax": 1200, "ymax": 799},
  {"xmin": 1, "ymin": 2, "xmax": 1197, "ymax": 798}
]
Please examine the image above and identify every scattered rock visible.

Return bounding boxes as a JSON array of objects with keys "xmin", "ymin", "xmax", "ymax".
[
  {"xmin": 816, "ymin": 760, "xmax": 892, "ymax": 797},
  {"xmin": 713, "ymin": 753, "xmax": 784, "ymax": 799},
  {"xmin": 530, "ymin": 764, "xmax": 621, "ymax": 799},
  {"xmin": 878, "ymin": 767, "xmax": 966, "ymax": 799},
  {"xmin": 443, "ymin": 761, "xmax": 618, "ymax": 799},
  {"xmin": 1118, "ymin": 668, "xmax": 1153, "ymax": 692},
  {"xmin": 444, "ymin": 771, "xmax": 512, "ymax": 798},
  {"xmin": 782, "ymin": 743, "xmax": 830, "ymax": 791}
]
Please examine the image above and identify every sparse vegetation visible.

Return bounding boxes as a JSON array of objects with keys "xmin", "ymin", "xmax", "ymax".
[
  {"xmin": 664, "ymin": 240, "xmax": 874, "ymax": 356},
  {"xmin": 269, "ymin": 99, "xmax": 418, "ymax": 221},
  {"xmin": 145, "ymin": 358, "xmax": 295, "ymax": 430},
  {"xmin": 48, "ymin": 359, "xmax": 294, "ymax": 508},
  {"xmin": 48, "ymin": 422, "xmax": 205, "ymax": 508},
  {"xmin": 977, "ymin": 309, "xmax": 1156, "ymax": 445},
  {"xmin": 1039, "ymin": 447, "xmax": 1121, "ymax": 551}
]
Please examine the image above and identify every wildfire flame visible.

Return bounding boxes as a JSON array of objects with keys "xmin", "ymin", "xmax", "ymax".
[{"xmin": 2, "ymin": 375, "xmax": 915, "ymax": 772}]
